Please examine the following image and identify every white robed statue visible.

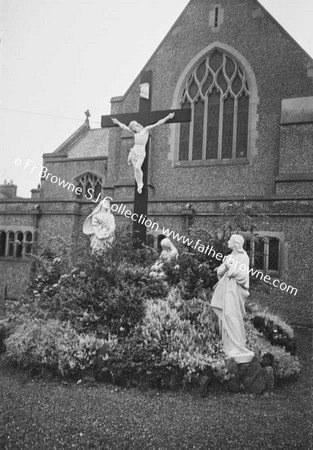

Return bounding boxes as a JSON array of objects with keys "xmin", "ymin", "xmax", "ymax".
[
  {"xmin": 83, "ymin": 199, "xmax": 115, "ymax": 254},
  {"xmin": 211, "ymin": 234, "xmax": 254, "ymax": 364}
]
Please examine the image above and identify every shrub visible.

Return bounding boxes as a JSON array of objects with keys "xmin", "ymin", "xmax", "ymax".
[
  {"xmin": 11, "ymin": 235, "xmax": 167, "ymax": 339},
  {"xmin": 246, "ymin": 305, "xmax": 296, "ymax": 354},
  {"xmin": 5, "ymin": 318, "xmax": 105, "ymax": 378},
  {"xmin": 269, "ymin": 346, "xmax": 301, "ymax": 380},
  {"xmin": 162, "ymin": 253, "xmax": 215, "ymax": 299},
  {"xmin": 100, "ymin": 289, "xmax": 230, "ymax": 388},
  {"xmin": 4, "ymin": 223, "xmax": 301, "ymax": 390},
  {"xmin": 140, "ymin": 294, "xmax": 229, "ymax": 381}
]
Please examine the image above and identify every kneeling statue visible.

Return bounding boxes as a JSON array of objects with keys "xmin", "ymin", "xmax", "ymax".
[
  {"xmin": 83, "ymin": 199, "xmax": 115, "ymax": 254},
  {"xmin": 149, "ymin": 238, "xmax": 178, "ymax": 279}
]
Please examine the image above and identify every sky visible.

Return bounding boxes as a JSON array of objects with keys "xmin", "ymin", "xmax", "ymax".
[{"xmin": 1, "ymin": 0, "xmax": 312, "ymax": 198}]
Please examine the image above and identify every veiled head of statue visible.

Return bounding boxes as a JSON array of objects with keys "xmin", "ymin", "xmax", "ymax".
[
  {"xmin": 229, "ymin": 234, "xmax": 245, "ymax": 253},
  {"xmin": 99, "ymin": 199, "xmax": 110, "ymax": 211}
]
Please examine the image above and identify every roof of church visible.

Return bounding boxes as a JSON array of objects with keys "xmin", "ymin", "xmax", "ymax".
[
  {"xmin": 66, "ymin": 127, "xmax": 109, "ymax": 158},
  {"xmin": 44, "ymin": 118, "xmax": 109, "ymax": 159}
]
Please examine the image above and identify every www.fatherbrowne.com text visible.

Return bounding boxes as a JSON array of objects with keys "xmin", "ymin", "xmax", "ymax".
[
  {"xmin": 15, "ymin": 159, "xmax": 297, "ymax": 296},
  {"xmin": 106, "ymin": 198, "xmax": 297, "ymax": 296}
]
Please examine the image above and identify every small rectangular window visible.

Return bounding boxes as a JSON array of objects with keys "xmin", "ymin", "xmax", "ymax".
[
  {"xmin": 254, "ymin": 239, "xmax": 265, "ymax": 270},
  {"xmin": 246, "ymin": 235, "xmax": 281, "ymax": 275},
  {"xmin": 268, "ymin": 238, "xmax": 279, "ymax": 271},
  {"xmin": 214, "ymin": 7, "xmax": 219, "ymax": 27}
]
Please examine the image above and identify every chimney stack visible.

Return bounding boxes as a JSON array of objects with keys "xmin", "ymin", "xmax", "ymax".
[{"xmin": 0, "ymin": 180, "xmax": 17, "ymax": 198}]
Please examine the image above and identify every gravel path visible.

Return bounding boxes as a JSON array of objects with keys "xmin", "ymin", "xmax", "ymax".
[{"xmin": 0, "ymin": 327, "xmax": 312, "ymax": 450}]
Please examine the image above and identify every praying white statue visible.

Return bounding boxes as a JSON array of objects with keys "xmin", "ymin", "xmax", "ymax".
[
  {"xmin": 112, "ymin": 112, "xmax": 174, "ymax": 194},
  {"xmin": 83, "ymin": 199, "xmax": 115, "ymax": 254},
  {"xmin": 149, "ymin": 238, "xmax": 178, "ymax": 278},
  {"xmin": 211, "ymin": 234, "xmax": 254, "ymax": 364}
]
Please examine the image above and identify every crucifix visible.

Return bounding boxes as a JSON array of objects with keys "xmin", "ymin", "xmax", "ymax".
[{"xmin": 101, "ymin": 70, "xmax": 191, "ymax": 249}]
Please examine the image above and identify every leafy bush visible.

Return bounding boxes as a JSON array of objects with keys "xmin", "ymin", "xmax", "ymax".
[
  {"xmin": 246, "ymin": 305, "xmax": 296, "ymax": 354},
  {"xmin": 3, "ymin": 222, "xmax": 301, "ymax": 390},
  {"xmin": 11, "ymin": 232, "xmax": 167, "ymax": 339},
  {"xmin": 269, "ymin": 346, "xmax": 301, "ymax": 380},
  {"xmin": 99, "ymin": 288, "xmax": 301, "ymax": 389},
  {"xmin": 162, "ymin": 253, "xmax": 215, "ymax": 299},
  {"xmin": 99, "ymin": 289, "xmax": 230, "ymax": 388},
  {"xmin": 5, "ymin": 318, "xmax": 105, "ymax": 378}
]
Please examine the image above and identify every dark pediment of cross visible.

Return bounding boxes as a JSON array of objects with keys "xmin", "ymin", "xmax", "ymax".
[{"xmin": 101, "ymin": 70, "xmax": 191, "ymax": 249}]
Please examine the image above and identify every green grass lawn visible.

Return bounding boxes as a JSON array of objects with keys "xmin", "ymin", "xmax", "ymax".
[{"xmin": 0, "ymin": 327, "xmax": 312, "ymax": 450}]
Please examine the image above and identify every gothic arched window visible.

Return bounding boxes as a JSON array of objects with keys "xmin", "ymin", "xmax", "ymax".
[
  {"xmin": 74, "ymin": 172, "xmax": 103, "ymax": 201},
  {"xmin": 179, "ymin": 49, "xmax": 250, "ymax": 161},
  {"xmin": 16, "ymin": 231, "xmax": 24, "ymax": 258},
  {"xmin": 8, "ymin": 232, "xmax": 14, "ymax": 257},
  {"xmin": 25, "ymin": 231, "xmax": 33, "ymax": 255}
]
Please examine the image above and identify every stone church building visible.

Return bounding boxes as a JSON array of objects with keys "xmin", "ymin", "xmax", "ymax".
[{"xmin": 1, "ymin": 0, "xmax": 312, "ymax": 325}]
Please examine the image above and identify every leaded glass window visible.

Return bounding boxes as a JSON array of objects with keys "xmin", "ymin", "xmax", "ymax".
[
  {"xmin": 268, "ymin": 238, "xmax": 279, "ymax": 272},
  {"xmin": 74, "ymin": 173, "xmax": 102, "ymax": 201},
  {"xmin": 247, "ymin": 236, "xmax": 280, "ymax": 274},
  {"xmin": 179, "ymin": 49, "xmax": 250, "ymax": 161},
  {"xmin": 254, "ymin": 238, "xmax": 265, "ymax": 270}
]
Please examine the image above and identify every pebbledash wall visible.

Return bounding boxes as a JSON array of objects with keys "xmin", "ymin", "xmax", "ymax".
[
  {"xmin": 0, "ymin": 200, "xmax": 37, "ymax": 303},
  {"xmin": 1, "ymin": 0, "xmax": 313, "ymax": 324}
]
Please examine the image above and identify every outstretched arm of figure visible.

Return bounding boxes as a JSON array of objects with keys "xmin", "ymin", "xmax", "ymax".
[
  {"xmin": 111, "ymin": 118, "xmax": 132, "ymax": 132},
  {"xmin": 144, "ymin": 112, "xmax": 175, "ymax": 132}
]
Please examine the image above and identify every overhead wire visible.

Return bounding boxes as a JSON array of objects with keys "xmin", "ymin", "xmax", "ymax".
[{"xmin": 0, "ymin": 107, "xmax": 102, "ymax": 125}]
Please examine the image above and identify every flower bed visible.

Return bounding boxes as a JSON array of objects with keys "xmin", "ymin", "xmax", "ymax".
[{"xmin": 1, "ymin": 225, "xmax": 301, "ymax": 393}]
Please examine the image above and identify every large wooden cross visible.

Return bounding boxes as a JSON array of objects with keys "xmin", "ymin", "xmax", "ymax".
[{"xmin": 101, "ymin": 70, "xmax": 191, "ymax": 249}]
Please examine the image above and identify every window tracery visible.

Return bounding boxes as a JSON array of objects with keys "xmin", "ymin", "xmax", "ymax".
[
  {"xmin": 179, "ymin": 49, "xmax": 250, "ymax": 162},
  {"xmin": 74, "ymin": 172, "xmax": 102, "ymax": 200}
]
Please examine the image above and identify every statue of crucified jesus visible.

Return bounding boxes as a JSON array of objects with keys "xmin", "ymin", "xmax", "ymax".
[{"xmin": 112, "ymin": 112, "xmax": 174, "ymax": 194}]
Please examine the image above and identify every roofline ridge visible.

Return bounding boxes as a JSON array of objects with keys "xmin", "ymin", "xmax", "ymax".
[{"xmin": 52, "ymin": 119, "xmax": 90, "ymax": 156}]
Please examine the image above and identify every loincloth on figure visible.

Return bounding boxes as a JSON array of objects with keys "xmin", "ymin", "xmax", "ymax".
[{"xmin": 129, "ymin": 145, "xmax": 146, "ymax": 165}]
